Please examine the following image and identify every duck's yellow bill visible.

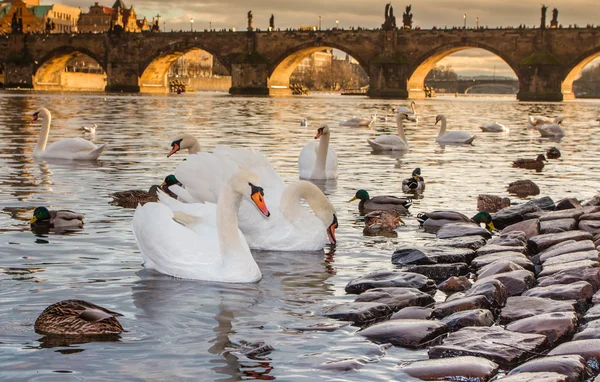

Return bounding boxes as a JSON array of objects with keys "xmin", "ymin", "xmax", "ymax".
[
  {"xmin": 347, "ymin": 196, "xmax": 358, "ymax": 203},
  {"xmin": 487, "ymin": 222, "xmax": 495, "ymax": 232},
  {"xmin": 29, "ymin": 216, "xmax": 37, "ymax": 224}
]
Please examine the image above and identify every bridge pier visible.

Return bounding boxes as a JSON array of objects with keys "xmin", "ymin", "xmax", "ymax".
[
  {"xmin": 229, "ymin": 61, "xmax": 270, "ymax": 96},
  {"xmin": 105, "ymin": 62, "xmax": 140, "ymax": 93},
  {"xmin": 3, "ymin": 62, "xmax": 34, "ymax": 89},
  {"xmin": 367, "ymin": 61, "xmax": 409, "ymax": 99},
  {"xmin": 516, "ymin": 59, "xmax": 565, "ymax": 102}
]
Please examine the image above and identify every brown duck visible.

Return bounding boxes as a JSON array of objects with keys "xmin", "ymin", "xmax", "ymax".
[
  {"xmin": 546, "ymin": 147, "xmax": 561, "ymax": 159},
  {"xmin": 35, "ymin": 299, "xmax": 125, "ymax": 336},
  {"xmin": 512, "ymin": 154, "xmax": 546, "ymax": 171},
  {"xmin": 363, "ymin": 210, "xmax": 405, "ymax": 236},
  {"xmin": 109, "ymin": 175, "xmax": 181, "ymax": 208}
]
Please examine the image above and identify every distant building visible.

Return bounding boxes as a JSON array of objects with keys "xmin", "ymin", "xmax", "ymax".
[
  {"xmin": 78, "ymin": 0, "xmax": 150, "ymax": 33},
  {"xmin": 0, "ymin": 0, "xmax": 44, "ymax": 33},
  {"xmin": 296, "ymin": 49, "xmax": 334, "ymax": 71},
  {"xmin": 32, "ymin": 4, "xmax": 81, "ymax": 33}
]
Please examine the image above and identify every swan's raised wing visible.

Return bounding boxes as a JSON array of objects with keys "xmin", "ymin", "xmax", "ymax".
[{"xmin": 175, "ymin": 152, "xmax": 239, "ymax": 203}]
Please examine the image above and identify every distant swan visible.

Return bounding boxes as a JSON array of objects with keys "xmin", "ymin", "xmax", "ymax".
[
  {"xmin": 537, "ymin": 117, "xmax": 565, "ymax": 138},
  {"xmin": 527, "ymin": 116, "xmax": 559, "ymax": 128},
  {"xmin": 397, "ymin": 101, "xmax": 418, "ymax": 123},
  {"xmin": 82, "ymin": 124, "xmax": 97, "ymax": 135},
  {"xmin": 367, "ymin": 111, "xmax": 410, "ymax": 151},
  {"xmin": 298, "ymin": 124, "xmax": 338, "ymax": 180},
  {"xmin": 480, "ymin": 122, "xmax": 508, "ymax": 132},
  {"xmin": 435, "ymin": 115, "xmax": 475, "ymax": 144},
  {"xmin": 339, "ymin": 115, "xmax": 375, "ymax": 128},
  {"xmin": 31, "ymin": 108, "xmax": 106, "ymax": 160}
]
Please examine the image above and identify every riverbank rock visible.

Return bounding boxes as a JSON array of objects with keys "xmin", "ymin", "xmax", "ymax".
[
  {"xmin": 539, "ymin": 208, "xmax": 586, "ymax": 221},
  {"xmin": 528, "ymin": 231, "xmax": 594, "ymax": 254},
  {"xmin": 492, "ymin": 205, "xmax": 542, "ymax": 230},
  {"xmin": 522, "ymin": 281, "xmax": 594, "ymax": 305},
  {"xmin": 488, "ymin": 231, "xmax": 528, "ymax": 247},
  {"xmin": 428, "ymin": 326, "xmax": 547, "ymax": 367},
  {"xmin": 507, "ymin": 355, "xmax": 588, "ymax": 382},
  {"xmin": 555, "ymin": 198, "xmax": 582, "ymax": 210},
  {"xmin": 580, "ymin": 220, "xmax": 600, "ymax": 236},
  {"xmin": 320, "ymin": 302, "xmax": 392, "ymax": 325},
  {"xmin": 398, "ymin": 356, "xmax": 499, "ymax": 381},
  {"xmin": 440, "ymin": 309, "xmax": 494, "ymax": 332},
  {"xmin": 505, "ymin": 312, "xmax": 578, "ymax": 346},
  {"xmin": 548, "ymin": 339, "xmax": 600, "ymax": 371},
  {"xmin": 495, "ymin": 372, "xmax": 569, "ymax": 381},
  {"xmin": 391, "ymin": 247, "xmax": 474, "ymax": 266},
  {"xmin": 499, "ymin": 296, "xmax": 577, "ymax": 324},
  {"xmin": 432, "ymin": 235, "xmax": 488, "ymax": 250},
  {"xmin": 437, "ymin": 276, "xmax": 471, "ymax": 293},
  {"xmin": 538, "ymin": 240, "xmax": 596, "ymax": 262},
  {"xmin": 391, "ymin": 306, "xmax": 433, "ymax": 320},
  {"xmin": 538, "ymin": 260, "xmax": 599, "ymax": 278},
  {"xmin": 463, "ymin": 278, "xmax": 509, "ymax": 308},
  {"xmin": 403, "ymin": 263, "xmax": 470, "ymax": 282},
  {"xmin": 475, "ymin": 270, "xmax": 536, "ymax": 297},
  {"xmin": 471, "ymin": 252, "xmax": 534, "ymax": 272},
  {"xmin": 432, "ymin": 295, "xmax": 492, "ymax": 318},
  {"xmin": 353, "ymin": 287, "xmax": 435, "ymax": 311},
  {"xmin": 539, "ymin": 218, "xmax": 578, "ymax": 234},
  {"xmin": 477, "ymin": 244, "xmax": 526, "ymax": 255},
  {"xmin": 542, "ymin": 250, "xmax": 599, "ymax": 266},
  {"xmin": 358, "ymin": 319, "xmax": 447, "ymax": 348},
  {"xmin": 477, "ymin": 260, "xmax": 526, "ymax": 279},
  {"xmin": 537, "ymin": 267, "xmax": 600, "ymax": 291},
  {"xmin": 501, "ymin": 219, "xmax": 540, "ymax": 240},
  {"xmin": 344, "ymin": 271, "xmax": 436, "ymax": 294},
  {"xmin": 436, "ymin": 222, "xmax": 492, "ymax": 239}
]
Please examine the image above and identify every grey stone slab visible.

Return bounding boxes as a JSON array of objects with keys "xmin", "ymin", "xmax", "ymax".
[
  {"xmin": 541, "ymin": 250, "xmax": 599, "ymax": 266},
  {"xmin": 390, "ymin": 306, "xmax": 433, "ymax": 320},
  {"xmin": 358, "ymin": 319, "xmax": 447, "ymax": 348},
  {"xmin": 476, "ymin": 244, "xmax": 526, "ymax": 255},
  {"xmin": 475, "ymin": 270, "xmax": 536, "ymax": 297},
  {"xmin": 549, "ymin": 339, "xmax": 600, "ymax": 370},
  {"xmin": 471, "ymin": 252, "xmax": 534, "ymax": 272},
  {"xmin": 403, "ymin": 263, "xmax": 470, "ymax": 282},
  {"xmin": 440, "ymin": 309, "xmax": 494, "ymax": 332},
  {"xmin": 477, "ymin": 260, "xmax": 526, "ymax": 279},
  {"xmin": 579, "ymin": 220, "xmax": 600, "ymax": 235},
  {"xmin": 345, "ymin": 271, "xmax": 436, "ymax": 294},
  {"xmin": 539, "ymin": 241, "xmax": 597, "ymax": 262},
  {"xmin": 499, "ymin": 296, "xmax": 577, "ymax": 325},
  {"xmin": 505, "ymin": 312, "xmax": 578, "ymax": 346},
  {"xmin": 507, "ymin": 355, "xmax": 587, "ymax": 382},
  {"xmin": 492, "ymin": 204, "xmax": 543, "ymax": 230},
  {"xmin": 354, "ymin": 287, "xmax": 435, "ymax": 312},
  {"xmin": 436, "ymin": 222, "xmax": 492, "ymax": 239},
  {"xmin": 432, "ymin": 295, "xmax": 492, "ymax": 319},
  {"xmin": 539, "ymin": 209, "xmax": 586, "ymax": 222},
  {"xmin": 464, "ymin": 278, "xmax": 509, "ymax": 308},
  {"xmin": 528, "ymin": 231, "xmax": 594, "ymax": 254},
  {"xmin": 437, "ymin": 276, "xmax": 471, "ymax": 293},
  {"xmin": 398, "ymin": 356, "xmax": 499, "ymax": 381},
  {"xmin": 501, "ymin": 219, "xmax": 540, "ymax": 240},
  {"xmin": 539, "ymin": 218, "xmax": 578, "ymax": 234},
  {"xmin": 583, "ymin": 304, "xmax": 600, "ymax": 322},
  {"xmin": 538, "ymin": 260, "xmax": 600, "ymax": 278},
  {"xmin": 522, "ymin": 281, "xmax": 594, "ymax": 303},
  {"xmin": 495, "ymin": 372, "xmax": 569, "ymax": 382},
  {"xmin": 488, "ymin": 231, "xmax": 528, "ymax": 247},
  {"xmin": 320, "ymin": 302, "xmax": 392, "ymax": 325},
  {"xmin": 391, "ymin": 246, "xmax": 475, "ymax": 266},
  {"xmin": 537, "ymin": 267, "xmax": 600, "ymax": 292}
]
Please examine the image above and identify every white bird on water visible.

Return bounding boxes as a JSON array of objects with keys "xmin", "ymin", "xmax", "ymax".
[
  {"xmin": 82, "ymin": 124, "xmax": 97, "ymax": 135},
  {"xmin": 480, "ymin": 122, "xmax": 508, "ymax": 133},
  {"xmin": 300, "ymin": 118, "xmax": 309, "ymax": 127}
]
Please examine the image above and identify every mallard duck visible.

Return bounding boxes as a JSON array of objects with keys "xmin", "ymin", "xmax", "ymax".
[
  {"xmin": 109, "ymin": 175, "xmax": 181, "ymax": 208},
  {"xmin": 417, "ymin": 211, "xmax": 494, "ymax": 234},
  {"xmin": 167, "ymin": 134, "xmax": 201, "ymax": 157},
  {"xmin": 506, "ymin": 180, "xmax": 540, "ymax": 196},
  {"xmin": 29, "ymin": 207, "xmax": 84, "ymax": 228},
  {"xmin": 477, "ymin": 194, "xmax": 510, "ymax": 213},
  {"xmin": 363, "ymin": 210, "xmax": 405, "ymax": 236},
  {"xmin": 402, "ymin": 168, "xmax": 425, "ymax": 193},
  {"xmin": 348, "ymin": 189, "xmax": 412, "ymax": 215},
  {"xmin": 546, "ymin": 147, "xmax": 561, "ymax": 159},
  {"xmin": 512, "ymin": 154, "xmax": 546, "ymax": 171},
  {"xmin": 35, "ymin": 300, "xmax": 124, "ymax": 336}
]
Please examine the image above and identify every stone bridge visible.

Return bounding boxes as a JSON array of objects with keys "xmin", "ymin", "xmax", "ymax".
[
  {"xmin": 1, "ymin": 27, "xmax": 599, "ymax": 101},
  {"xmin": 426, "ymin": 79, "xmax": 520, "ymax": 94}
]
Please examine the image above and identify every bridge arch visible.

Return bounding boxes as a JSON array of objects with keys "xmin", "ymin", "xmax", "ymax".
[
  {"xmin": 34, "ymin": 47, "xmax": 107, "ymax": 91},
  {"xmin": 561, "ymin": 46, "xmax": 600, "ymax": 100},
  {"xmin": 139, "ymin": 46, "xmax": 230, "ymax": 93},
  {"xmin": 407, "ymin": 43, "xmax": 519, "ymax": 99},
  {"xmin": 267, "ymin": 42, "xmax": 369, "ymax": 95}
]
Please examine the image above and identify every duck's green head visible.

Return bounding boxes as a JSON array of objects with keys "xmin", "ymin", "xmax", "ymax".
[
  {"xmin": 412, "ymin": 167, "xmax": 422, "ymax": 179},
  {"xmin": 161, "ymin": 174, "xmax": 180, "ymax": 187},
  {"xmin": 30, "ymin": 207, "xmax": 50, "ymax": 224},
  {"xmin": 472, "ymin": 211, "xmax": 495, "ymax": 232},
  {"xmin": 348, "ymin": 189, "xmax": 370, "ymax": 203}
]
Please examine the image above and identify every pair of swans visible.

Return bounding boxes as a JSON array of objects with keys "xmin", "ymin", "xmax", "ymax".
[
  {"xmin": 169, "ymin": 146, "xmax": 338, "ymax": 252},
  {"xmin": 31, "ymin": 108, "xmax": 105, "ymax": 160},
  {"xmin": 298, "ymin": 124, "xmax": 338, "ymax": 180},
  {"xmin": 537, "ymin": 117, "xmax": 565, "ymax": 138},
  {"xmin": 132, "ymin": 170, "xmax": 270, "ymax": 283}
]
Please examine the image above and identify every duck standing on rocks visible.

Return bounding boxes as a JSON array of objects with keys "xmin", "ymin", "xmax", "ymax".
[
  {"xmin": 402, "ymin": 168, "xmax": 425, "ymax": 193},
  {"xmin": 29, "ymin": 207, "xmax": 84, "ymax": 228},
  {"xmin": 512, "ymin": 154, "xmax": 546, "ymax": 171},
  {"xmin": 35, "ymin": 300, "xmax": 125, "ymax": 335},
  {"xmin": 506, "ymin": 179, "xmax": 540, "ymax": 196},
  {"xmin": 546, "ymin": 147, "xmax": 561, "ymax": 159},
  {"xmin": 348, "ymin": 189, "xmax": 412, "ymax": 215},
  {"xmin": 109, "ymin": 175, "xmax": 182, "ymax": 208},
  {"xmin": 417, "ymin": 211, "xmax": 494, "ymax": 234},
  {"xmin": 363, "ymin": 210, "xmax": 404, "ymax": 236}
]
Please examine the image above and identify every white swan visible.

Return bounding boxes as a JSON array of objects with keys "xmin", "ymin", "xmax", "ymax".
[
  {"xmin": 167, "ymin": 133, "xmax": 201, "ymax": 157},
  {"xmin": 174, "ymin": 146, "xmax": 338, "ymax": 251},
  {"xmin": 339, "ymin": 115, "xmax": 375, "ymax": 128},
  {"xmin": 397, "ymin": 101, "xmax": 418, "ymax": 123},
  {"xmin": 538, "ymin": 117, "xmax": 565, "ymax": 138},
  {"xmin": 82, "ymin": 124, "xmax": 97, "ymax": 135},
  {"xmin": 480, "ymin": 122, "xmax": 508, "ymax": 132},
  {"xmin": 367, "ymin": 112, "xmax": 410, "ymax": 151},
  {"xmin": 131, "ymin": 170, "xmax": 270, "ymax": 282},
  {"xmin": 298, "ymin": 124, "xmax": 338, "ymax": 180},
  {"xmin": 300, "ymin": 118, "xmax": 309, "ymax": 127},
  {"xmin": 435, "ymin": 115, "xmax": 476, "ymax": 144},
  {"xmin": 527, "ymin": 116, "xmax": 559, "ymax": 128},
  {"xmin": 31, "ymin": 108, "xmax": 106, "ymax": 160}
]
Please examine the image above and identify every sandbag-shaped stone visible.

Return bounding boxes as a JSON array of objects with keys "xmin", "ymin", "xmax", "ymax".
[
  {"xmin": 583, "ymin": 195, "xmax": 600, "ymax": 207},
  {"xmin": 573, "ymin": 324, "xmax": 600, "ymax": 340},
  {"xmin": 501, "ymin": 219, "xmax": 540, "ymax": 240},
  {"xmin": 528, "ymin": 231, "xmax": 594, "ymax": 254},
  {"xmin": 398, "ymin": 356, "xmax": 499, "ymax": 381},
  {"xmin": 499, "ymin": 296, "xmax": 577, "ymax": 325},
  {"xmin": 345, "ymin": 271, "xmax": 436, "ymax": 294},
  {"xmin": 404, "ymin": 263, "xmax": 469, "ymax": 282},
  {"xmin": 471, "ymin": 252, "xmax": 534, "ymax": 272},
  {"xmin": 537, "ymin": 267, "xmax": 600, "ymax": 292},
  {"xmin": 541, "ymin": 250, "xmax": 599, "ymax": 266},
  {"xmin": 539, "ymin": 218, "xmax": 578, "ymax": 234},
  {"xmin": 538, "ymin": 260, "xmax": 600, "ymax": 278},
  {"xmin": 437, "ymin": 276, "xmax": 471, "ymax": 293},
  {"xmin": 358, "ymin": 319, "xmax": 447, "ymax": 348},
  {"xmin": 528, "ymin": 196, "xmax": 556, "ymax": 211},
  {"xmin": 428, "ymin": 326, "xmax": 547, "ymax": 367},
  {"xmin": 464, "ymin": 278, "xmax": 509, "ymax": 308},
  {"xmin": 555, "ymin": 198, "xmax": 582, "ymax": 210},
  {"xmin": 354, "ymin": 287, "xmax": 435, "ymax": 311},
  {"xmin": 549, "ymin": 339, "xmax": 600, "ymax": 370},
  {"xmin": 581, "ymin": 212, "xmax": 600, "ymax": 221},
  {"xmin": 522, "ymin": 281, "xmax": 593, "ymax": 304},
  {"xmin": 477, "ymin": 244, "xmax": 527, "ymax": 255},
  {"xmin": 492, "ymin": 204, "xmax": 543, "ymax": 230},
  {"xmin": 495, "ymin": 372, "xmax": 569, "ymax": 382},
  {"xmin": 476, "ymin": 270, "xmax": 536, "ymax": 296},
  {"xmin": 436, "ymin": 222, "xmax": 492, "ymax": 239},
  {"xmin": 441, "ymin": 309, "xmax": 494, "ymax": 332},
  {"xmin": 431, "ymin": 235, "xmax": 488, "ymax": 250},
  {"xmin": 320, "ymin": 302, "xmax": 392, "ymax": 325},
  {"xmin": 477, "ymin": 260, "xmax": 526, "ymax": 279},
  {"xmin": 505, "ymin": 312, "xmax": 578, "ymax": 346},
  {"xmin": 391, "ymin": 306, "xmax": 433, "ymax": 320},
  {"xmin": 539, "ymin": 209, "xmax": 585, "ymax": 221},
  {"xmin": 579, "ymin": 220, "xmax": 600, "ymax": 235},
  {"xmin": 432, "ymin": 295, "xmax": 492, "ymax": 318},
  {"xmin": 538, "ymin": 240, "xmax": 594, "ymax": 262},
  {"xmin": 320, "ymin": 358, "xmax": 366, "ymax": 371},
  {"xmin": 507, "ymin": 355, "xmax": 587, "ymax": 382},
  {"xmin": 488, "ymin": 231, "xmax": 528, "ymax": 247},
  {"xmin": 583, "ymin": 304, "xmax": 600, "ymax": 323},
  {"xmin": 391, "ymin": 246, "xmax": 474, "ymax": 266}
]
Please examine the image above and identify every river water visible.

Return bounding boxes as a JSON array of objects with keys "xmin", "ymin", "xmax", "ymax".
[{"xmin": 0, "ymin": 91, "xmax": 599, "ymax": 381}]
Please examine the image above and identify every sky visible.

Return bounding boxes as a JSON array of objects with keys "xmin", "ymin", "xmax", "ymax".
[{"xmin": 45, "ymin": 0, "xmax": 600, "ymax": 77}]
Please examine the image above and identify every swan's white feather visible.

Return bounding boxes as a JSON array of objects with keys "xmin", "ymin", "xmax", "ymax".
[{"xmin": 298, "ymin": 140, "xmax": 338, "ymax": 179}]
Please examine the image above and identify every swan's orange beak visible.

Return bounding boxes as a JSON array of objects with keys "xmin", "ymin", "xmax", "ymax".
[
  {"xmin": 327, "ymin": 215, "xmax": 338, "ymax": 245},
  {"xmin": 250, "ymin": 186, "xmax": 270, "ymax": 217},
  {"xmin": 167, "ymin": 143, "xmax": 180, "ymax": 158},
  {"xmin": 31, "ymin": 115, "xmax": 39, "ymax": 123},
  {"xmin": 314, "ymin": 129, "xmax": 323, "ymax": 139}
]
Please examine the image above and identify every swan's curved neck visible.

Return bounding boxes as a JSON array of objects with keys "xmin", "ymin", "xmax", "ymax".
[
  {"xmin": 411, "ymin": 102, "xmax": 416, "ymax": 114},
  {"xmin": 35, "ymin": 113, "xmax": 51, "ymax": 155},
  {"xmin": 438, "ymin": 118, "xmax": 447, "ymax": 136},
  {"xmin": 215, "ymin": 185, "xmax": 248, "ymax": 262},
  {"xmin": 187, "ymin": 140, "xmax": 201, "ymax": 154},
  {"xmin": 280, "ymin": 181, "xmax": 329, "ymax": 224},
  {"xmin": 313, "ymin": 131, "xmax": 330, "ymax": 177},
  {"xmin": 396, "ymin": 114, "xmax": 407, "ymax": 143}
]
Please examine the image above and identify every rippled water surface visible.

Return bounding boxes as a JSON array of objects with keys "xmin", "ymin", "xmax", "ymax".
[{"xmin": 1, "ymin": 91, "xmax": 599, "ymax": 380}]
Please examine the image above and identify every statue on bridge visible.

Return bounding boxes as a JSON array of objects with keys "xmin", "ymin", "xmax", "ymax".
[
  {"xmin": 551, "ymin": 8, "xmax": 559, "ymax": 28},
  {"xmin": 381, "ymin": 3, "xmax": 397, "ymax": 30},
  {"xmin": 269, "ymin": 14, "xmax": 274, "ymax": 30},
  {"xmin": 540, "ymin": 5, "xmax": 548, "ymax": 29},
  {"xmin": 402, "ymin": 4, "xmax": 413, "ymax": 29},
  {"xmin": 247, "ymin": 11, "xmax": 253, "ymax": 31},
  {"xmin": 45, "ymin": 18, "xmax": 55, "ymax": 34},
  {"xmin": 11, "ymin": 12, "xmax": 23, "ymax": 34}
]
